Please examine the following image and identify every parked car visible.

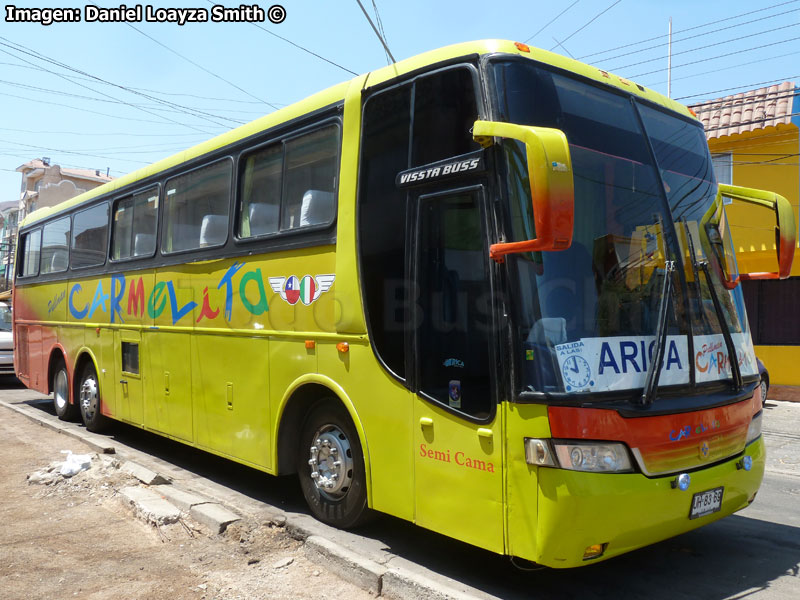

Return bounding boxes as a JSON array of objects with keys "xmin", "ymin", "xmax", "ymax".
[
  {"xmin": 0, "ymin": 301, "xmax": 13, "ymax": 376},
  {"xmin": 757, "ymin": 357, "xmax": 769, "ymax": 406}
]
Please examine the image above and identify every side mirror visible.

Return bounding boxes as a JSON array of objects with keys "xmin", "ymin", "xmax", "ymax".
[
  {"xmin": 703, "ymin": 183, "xmax": 796, "ymax": 289},
  {"xmin": 473, "ymin": 120, "xmax": 574, "ymax": 262}
]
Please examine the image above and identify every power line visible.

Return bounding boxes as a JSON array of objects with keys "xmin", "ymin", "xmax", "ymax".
[
  {"xmin": 597, "ymin": 6, "xmax": 800, "ymax": 65},
  {"xmin": 198, "ymin": 0, "xmax": 358, "ymax": 77},
  {"xmin": 676, "ymin": 76, "xmax": 800, "ymax": 102},
  {"xmin": 248, "ymin": 22, "xmax": 358, "ymax": 76},
  {"xmin": 0, "ymin": 39, "xmax": 230, "ymax": 129},
  {"xmin": 126, "ymin": 24, "xmax": 279, "ymax": 111},
  {"xmin": 690, "ymin": 91, "xmax": 799, "ymax": 113},
  {"xmin": 355, "ymin": 0, "xmax": 396, "ymax": 64},
  {"xmin": 610, "ymin": 21, "xmax": 800, "ymax": 72},
  {"xmin": 0, "ymin": 61, "xmax": 285, "ymax": 106},
  {"xmin": 524, "ymin": 1, "xmax": 580, "ymax": 43},
  {"xmin": 0, "ymin": 39, "xmax": 230, "ymax": 131},
  {"xmin": 0, "ymin": 127, "xmax": 210, "ymax": 138},
  {"xmin": 1, "ymin": 140, "xmax": 153, "ymax": 165},
  {"xmin": 370, "ymin": 0, "xmax": 391, "ymax": 65},
  {"xmin": 578, "ymin": 0, "xmax": 800, "ymax": 60},
  {"xmin": 642, "ymin": 50, "xmax": 800, "ymax": 90},
  {"xmin": 3, "ymin": 35, "xmax": 258, "ymax": 125},
  {"xmin": 4, "ymin": 139, "xmax": 208, "ymax": 153},
  {"xmin": 628, "ymin": 35, "xmax": 800, "ymax": 79},
  {"xmin": 548, "ymin": 0, "xmax": 622, "ymax": 52},
  {"xmin": 0, "ymin": 89, "xmax": 220, "ymax": 131},
  {"xmin": 0, "ymin": 78, "xmax": 247, "ymax": 125}
]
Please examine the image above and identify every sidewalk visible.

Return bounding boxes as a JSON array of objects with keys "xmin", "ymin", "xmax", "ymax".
[{"xmin": 768, "ymin": 385, "xmax": 800, "ymax": 403}]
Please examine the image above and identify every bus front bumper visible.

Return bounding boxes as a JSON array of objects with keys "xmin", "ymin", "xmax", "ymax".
[{"xmin": 529, "ymin": 437, "xmax": 765, "ymax": 568}]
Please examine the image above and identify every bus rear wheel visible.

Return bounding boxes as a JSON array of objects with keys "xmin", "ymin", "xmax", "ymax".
[
  {"xmin": 53, "ymin": 362, "xmax": 79, "ymax": 421},
  {"xmin": 297, "ymin": 400, "xmax": 369, "ymax": 529},
  {"xmin": 78, "ymin": 363, "xmax": 109, "ymax": 433}
]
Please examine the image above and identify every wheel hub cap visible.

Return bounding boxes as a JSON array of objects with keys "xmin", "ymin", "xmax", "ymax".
[
  {"xmin": 80, "ymin": 377, "xmax": 98, "ymax": 419},
  {"xmin": 307, "ymin": 427, "xmax": 354, "ymax": 498},
  {"xmin": 54, "ymin": 370, "xmax": 68, "ymax": 411}
]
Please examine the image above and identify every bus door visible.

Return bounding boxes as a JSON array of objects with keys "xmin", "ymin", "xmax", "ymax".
[
  {"xmin": 115, "ymin": 329, "xmax": 143, "ymax": 426},
  {"xmin": 411, "ymin": 185, "xmax": 504, "ymax": 553}
]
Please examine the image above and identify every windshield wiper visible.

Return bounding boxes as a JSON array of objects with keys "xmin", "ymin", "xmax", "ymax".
[
  {"xmin": 639, "ymin": 259, "xmax": 675, "ymax": 407},
  {"xmin": 698, "ymin": 260, "xmax": 743, "ymax": 391}
]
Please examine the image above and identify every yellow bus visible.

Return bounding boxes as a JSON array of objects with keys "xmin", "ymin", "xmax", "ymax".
[{"xmin": 13, "ymin": 40, "xmax": 795, "ymax": 568}]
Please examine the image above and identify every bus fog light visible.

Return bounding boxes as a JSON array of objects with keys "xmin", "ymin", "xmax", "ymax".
[
  {"xmin": 524, "ymin": 438, "xmax": 555, "ymax": 466},
  {"xmin": 671, "ymin": 473, "xmax": 691, "ymax": 491},
  {"xmin": 583, "ymin": 543, "xmax": 607, "ymax": 560},
  {"xmin": 737, "ymin": 455, "xmax": 753, "ymax": 471},
  {"xmin": 553, "ymin": 442, "xmax": 632, "ymax": 473}
]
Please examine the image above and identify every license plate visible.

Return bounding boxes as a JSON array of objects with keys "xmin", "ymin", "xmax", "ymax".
[{"xmin": 689, "ymin": 487, "xmax": 724, "ymax": 519}]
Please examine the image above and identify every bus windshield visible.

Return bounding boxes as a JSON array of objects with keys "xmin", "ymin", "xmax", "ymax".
[{"xmin": 490, "ymin": 59, "xmax": 757, "ymax": 396}]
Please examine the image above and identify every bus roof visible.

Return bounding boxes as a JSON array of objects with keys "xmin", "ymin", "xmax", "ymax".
[{"xmin": 21, "ymin": 39, "xmax": 694, "ymax": 228}]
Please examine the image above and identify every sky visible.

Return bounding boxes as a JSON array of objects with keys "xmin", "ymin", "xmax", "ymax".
[{"xmin": 1, "ymin": 0, "xmax": 799, "ymax": 199}]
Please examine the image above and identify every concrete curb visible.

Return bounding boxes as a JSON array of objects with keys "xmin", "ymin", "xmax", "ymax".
[
  {"xmin": 1, "ymin": 396, "xmax": 495, "ymax": 598},
  {"xmin": 768, "ymin": 385, "xmax": 800, "ymax": 403},
  {"xmin": 0, "ymin": 399, "xmax": 116, "ymax": 456},
  {"xmin": 119, "ymin": 486, "xmax": 182, "ymax": 525},
  {"xmin": 304, "ymin": 535, "xmax": 385, "ymax": 596}
]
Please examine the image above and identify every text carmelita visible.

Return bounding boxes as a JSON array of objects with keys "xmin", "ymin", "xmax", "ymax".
[{"xmin": 4, "ymin": 4, "xmax": 271, "ymax": 26}]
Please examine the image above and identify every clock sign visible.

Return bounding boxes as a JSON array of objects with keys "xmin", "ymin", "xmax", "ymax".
[{"xmin": 562, "ymin": 355, "xmax": 593, "ymax": 391}]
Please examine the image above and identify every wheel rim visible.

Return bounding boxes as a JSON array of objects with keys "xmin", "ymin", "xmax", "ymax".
[
  {"xmin": 307, "ymin": 425, "xmax": 354, "ymax": 499},
  {"xmin": 54, "ymin": 369, "xmax": 69, "ymax": 412},
  {"xmin": 760, "ymin": 380, "xmax": 768, "ymax": 403},
  {"xmin": 80, "ymin": 375, "xmax": 99, "ymax": 420}
]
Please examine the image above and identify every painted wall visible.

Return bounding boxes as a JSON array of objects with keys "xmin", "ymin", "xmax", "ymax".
[{"xmin": 707, "ymin": 119, "xmax": 800, "ymax": 385}]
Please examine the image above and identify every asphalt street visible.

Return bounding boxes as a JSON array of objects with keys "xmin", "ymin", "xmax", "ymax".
[{"xmin": 1, "ymin": 378, "xmax": 798, "ymax": 600}]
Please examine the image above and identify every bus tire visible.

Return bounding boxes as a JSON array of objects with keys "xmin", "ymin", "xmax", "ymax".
[
  {"xmin": 297, "ymin": 400, "xmax": 369, "ymax": 529},
  {"xmin": 78, "ymin": 362, "xmax": 109, "ymax": 433},
  {"xmin": 53, "ymin": 361, "xmax": 79, "ymax": 421}
]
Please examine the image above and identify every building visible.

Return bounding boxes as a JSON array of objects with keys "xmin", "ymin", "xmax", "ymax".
[
  {"xmin": 0, "ymin": 158, "xmax": 113, "ymax": 290},
  {"xmin": 691, "ymin": 82, "xmax": 800, "ymax": 385}
]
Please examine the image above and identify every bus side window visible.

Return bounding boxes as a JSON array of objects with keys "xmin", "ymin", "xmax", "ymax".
[
  {"xmin": 163, "ymin": 159, "xmax": 232, "ymax": 253},
  {"xmin": 40, "ymin": 217, "xmax": 71, "ymax": 274},
  {"xmin": 112, "ymin": 187, "xmax": 158, "ymax": 260},
  {"xmin": 238, "ymin": 144, "xmax": 282, "ymax": 238},
  {"xmin": 411, "ymin": 67, "xmax": 480, "ymax": 167},
  {"xmin": 18, "ymin": 229, "xmax": 42, "ymax": 278},
  {"xmin": 359, "ymin": 82, "xmax": 412, "ymax": 380},
  {"xmin": 71, "ymin": 203, "xmax": 109, "ymax": 269},
  {"xmin": 282, "ymin": 125, "xmax": 339, "ymax": 231}
]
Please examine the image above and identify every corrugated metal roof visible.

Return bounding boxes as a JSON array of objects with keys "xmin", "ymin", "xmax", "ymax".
[{"xmin": 690, "ymin": 81, "xmax": 797, "ymax": 140}]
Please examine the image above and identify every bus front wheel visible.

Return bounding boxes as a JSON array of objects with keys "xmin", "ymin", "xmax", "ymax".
[
  {"xmin": 297, "ymin": 400, "xmax": 369, "ymax": 529},
  {"xmin": 53, "ymin": 361, "xmax": 79, "ymax": 421},
  {"xmin": 78, "ymin": 363, "xmax": 109, "ymax": 433}
]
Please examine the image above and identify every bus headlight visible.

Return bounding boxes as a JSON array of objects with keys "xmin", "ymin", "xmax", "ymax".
[
  {"xmin": 746, "ymin": 412, "xmax": 762, "ymax": 445},
  {"xmin": 553, "ymin": 442, "xmax": 633, "ymax": 473}
]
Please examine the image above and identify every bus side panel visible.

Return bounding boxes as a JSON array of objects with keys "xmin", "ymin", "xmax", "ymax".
[
  {"xmin": 15, "ymin": 282, "xmax": 52, "ymax": 392},
  {"xmin": 40, "ymin": 281, "xmax": 68, "ymax": 393},
  {"xmin": 148, "ymin": 268, "xmax": 195, "ymax": 441},
  {"xmin": 193, "ymin": 333, "xmax": 271, "ymax": 469},
  {"xmin": 58, "ymin": 323, "xmax": 84, "ymax": 396},
  {"xmin": 27, "ymin": 323, "xmax": 44, "ymax": 391},
  {"xmin": 270, "ymin": 337, "xmax": 316, "ymax": 453},
  {"xmin": 94, "ymin": 327, "xmax": 116, "ymax": 418},
  {"xmin": 503, "ymin": 401, "xmax": 551, "ymax": 561},
  {"xmin": 317, "ymin": 341, "xmax": 414, "ymax": 521}
]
